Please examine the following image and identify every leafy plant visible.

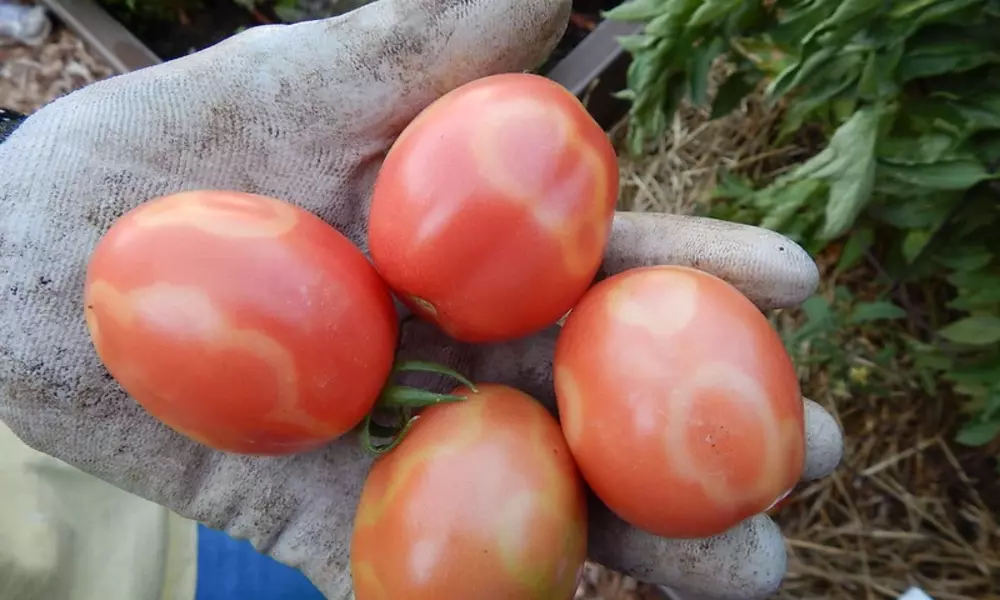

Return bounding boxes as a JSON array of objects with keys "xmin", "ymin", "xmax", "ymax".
[
  {"xmin": 608, "ymin": 0, "xmax": 1000, "ymax": 451},
  {"xmin": 776, "ymin": 286, "xmax": 924, "ymax": 402}
]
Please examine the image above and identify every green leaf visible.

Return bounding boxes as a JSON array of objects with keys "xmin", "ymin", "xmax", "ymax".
[
  {"xmin": 949, "ymin": 93, "xmax": 1000, "ymax": 132},
  {"xmin": 646, "ymin": 0, "xmax": 701, "ymax": 37},
  {"xmin": 687, "ymin": 37, "xmax": 727, "ymax": 107},
  {"xmin": 947, "ymin": 269, "xmax": 1000, "ymax": 292},
  {"xmin": 949, "ymin": 265, "xmax": 1000, "ymax": 304},
  {"xmin": 776, "ymin": 75, "xmax": 857, "ymax": 141},
  {"xmin": 801, "ymin": 0, "xmax": 882, "ymax": 48},
  {"xmin": 820, "ymin": 0, "xmax": 883, "ymax": 27},
  {"xmin": 868, "ymin": 193, "xmax": 960, "ymax": 227},
  {"xmin": 947, "ymin": 267, "xmax": 1000, "ymax": 311},
  {"xmin": 974, "ymin": 133, "xmax": 1000, "ymax": 165},
  {"xmin": 878, "ymin": 132, "xmax": 961, "ymax": 165},
  {"xmin": 801, "ymin": 294, "xmax": 835, "ymax": 326},
  {"xmin": 757, "ymin": 178, "xmax": 825, "ymax": 232},
  {"xmin": 836, "ymin": 226, "xmax": 875, "ymax": 273},
  {"xmin": 949, "ymin": 289, "xmax": 1000, "ymax": 312},
  {"xmin": 710, "ymin": 69, "xmax": 760, "ymax": 119},
  {"xmin": 813, "ymin": 106, "xmax": 882, "ymax": 239},
  {"xmin": 616, "ymin": 0, "xmax": 703, "ymax": 154},
  {"xmin": 878, "ymin": 159, "xmax": 995, "ymax": 190},
  {"xmin": 272, "ymin": 3, "xmax": 307, "ymax": 22},
  {"xmin": 956, "ymin": 418, "xmax": 1000, "ymax": 446},
  {"xmin": 712, "ymin": 170, "xmax": 756, "ymax": 199},
  {"xmin": 857, "ymin": 51, "xmax": 880, "ymax": 101},
  {"xmin": 687, "ymin": 0, "xmax": 742, "ymax": 28},
  {"xmin": 734, "ymin": 37, "xmax": 797, "ymax": 75},
  {"xmin": 888, "ymin": 0, "xmax": 979, "ymax": 22},
  {"xmin": 898, "ymin": 27, "xmax": 1000, "ymax": 82},
  {"xmin": 901, "ymin": 51, "xmax": 1000, "ymax": 82},
  {"xmin": 849, "ymin": 301, "xmax": 908, "ymax": 323},
  {"xmin": 988, "ymin": 389, "xmax": 1000, "ymax": 422},
  {"xmin": 938, "ymin": 315, "xmax": 1000, "ymax": 346},
  {"xmin": 769, "ymin": 0, "xmax": 837, "ymax": 47},
  {"xmin": 616, "ymin": 34, "xmax": 657, "ymax": 53},
  {"xmin": 604, "ymin": 0, "xmax": 669, "ymax": 22},
  {"xmin": 934, "ymin": 244, "xmax": 995, "ymax": 271},
  {"xmin": 906, "ymin": 0, "xmax": 990, "ymax": 30},
  {"xmin": 887, "ymin": 0, "xmax": 940, "ymax": 19},
  {"xmin": 768, "ymin": 46, "xmax": 837, "ymax": 99},
  {"xmin": 950, "ymin": 357, "xmax": 1000, "ymax": 387},
  {"xmin": 902, "ymin": 229, "xmax": 933, "ymax": 263}
]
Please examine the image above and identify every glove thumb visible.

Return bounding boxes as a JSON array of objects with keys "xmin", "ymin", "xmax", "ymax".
[{"xmin": 250, "ymin": 0, "xmax": 573, "ymax": 140}]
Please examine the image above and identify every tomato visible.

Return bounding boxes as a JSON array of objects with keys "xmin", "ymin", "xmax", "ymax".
[
  {"xmin": 83, "ymin": 190, "xmax": 399, "ymax": 455},
  {"xmin": 351, "ymin": 383, "xmax": 588, "ymax": 600},
  {"xmin": 553, "ymin": 266, "xmax": 805, "ymax": 539},
  {"xmin": 367, "ymin": 73, "xmax": 619, "ymax": 343}
]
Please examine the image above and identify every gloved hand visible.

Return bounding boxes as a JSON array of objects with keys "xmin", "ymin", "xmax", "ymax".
[{"xmin": 0, "ymin": 0, "xmax": 844, "ymax": 598}]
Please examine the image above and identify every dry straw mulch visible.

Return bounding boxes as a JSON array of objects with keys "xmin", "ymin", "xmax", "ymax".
[
  {"xmin": 771, "ymin": 259, "xmax": 1000, "ymax": 600},
  {"xmin": 4, "ymin": 18, "xmax": 998, "ymax": 600},
  {"xmin": 0, "ymin": 24, "xmax": 113, "ymax": 113}
]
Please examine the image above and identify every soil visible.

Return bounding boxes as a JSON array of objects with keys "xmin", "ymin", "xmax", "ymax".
[{"xmin": 96, "ymin": 0, "xmax": 624, "ymax": 70}]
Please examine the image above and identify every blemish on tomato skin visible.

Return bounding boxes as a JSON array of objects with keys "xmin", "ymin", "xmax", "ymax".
[
  {"xmin": 471, "ymin": 96, "xmax": 573, "ymax": 204},
  {"xmin": 128, "ymin": 190, "xmax": 300, "ymax": 239},
  {"xmin": 85, "ymin": 279, "xmax": 338, "ymax": 446},
  {"xmin": 664, "ymin": 362, "xmax": 780, "ymax": 506},
  {"xmin": 606, "ymin": 269, "xmax": 699, "ymax": 337},
  {"xmin": 553, "ymin": 367, "xmax": 585, "ymax": 447},
  {"xmin": 409, "ymin": 295, "xmax": 438, "ymax": 317}
]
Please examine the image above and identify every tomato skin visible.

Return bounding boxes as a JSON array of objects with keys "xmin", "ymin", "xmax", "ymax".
[
  {"xmin": 351, "ymin": 383, "xmax": 588, "ymax": 600},
  {"xmin": 83, "ymin": 190, "xmax": 398, "ymax": 455},
  {"xmin": 367, "ymin": 73, "xmax": 619, "ymax": 343},
  {"xmin": 554, "ymin": 266, "xmax": 805, "ymax": 539}
]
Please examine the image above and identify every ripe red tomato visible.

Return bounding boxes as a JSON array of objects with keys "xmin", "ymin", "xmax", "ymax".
[
  {"xmin": 554, "ymin": 266, "xmax": 805, "ymax": 538},
  {"xmin": 351, "ymin": 383, "xmax": 588, "ymax": 600},
  {"xmin": 84, "ymin": 190, "xmax": 398, "ymax": 455},
  {"xmin": 367, "ymin": 73, "xmax": 619, "ymax": 343}
]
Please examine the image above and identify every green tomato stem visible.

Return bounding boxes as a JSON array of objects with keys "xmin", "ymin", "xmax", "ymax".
[
  {"xmin": 359, "ymin": 413, "xmax": 420, "ymax": 456},
  {"xmin": 379, "ymin": 385, "xmax": 468, "ymax": 407},
  {"xmin": 365, "ymin": 418, "xmax": 405, "ymax": 439},
  {"xmin": 391, "ymin": 360, "xmax": 479, "ymax": 392},
  {"xmin": 358, "ymin": 358, "xmax": 479, "ymax": 457}
]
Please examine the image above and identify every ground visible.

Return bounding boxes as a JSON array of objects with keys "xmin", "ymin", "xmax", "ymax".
[
  {"xmin": 0, "ymin": 26, "xmax": 112, "ymax": 113},
  {"xmin": 2, "ymin": 12, "xmax": 997, "ymax": 600}
]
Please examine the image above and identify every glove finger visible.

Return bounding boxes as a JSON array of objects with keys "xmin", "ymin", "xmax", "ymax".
[
  {"xmin": 802, "ymin": 397, "xmax": 843, "ymax": 481},
  {"xmin": 602, "ymin": 212, "xmax": 820, "ymax": 311},
  {"xmin": 588, "ymin": 506, "xmax": 786, "ymax": 600}
]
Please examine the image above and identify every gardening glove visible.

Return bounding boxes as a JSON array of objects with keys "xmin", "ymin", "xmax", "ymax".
[{"xmin": 0, "ymin": 0, "xmax": 844, "ymax": 599}]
